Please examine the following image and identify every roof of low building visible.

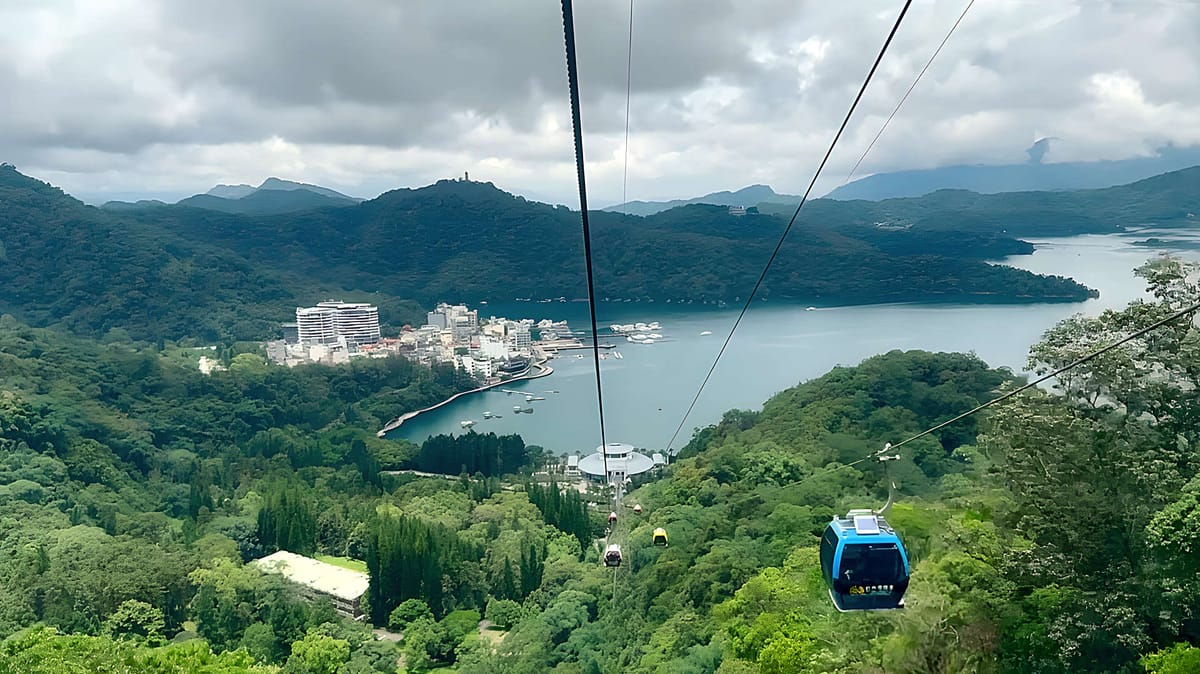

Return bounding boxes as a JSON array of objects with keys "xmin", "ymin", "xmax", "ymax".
[
  {"xmin": 577, "ymin": 450, "xmax": 655, "ymax": 477},
  {"xmin": 251, "ymin": 551, "xmax": 369, "ymax": 602}
]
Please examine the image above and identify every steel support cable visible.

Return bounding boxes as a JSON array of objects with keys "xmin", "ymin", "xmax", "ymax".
[
  {"xmin": 884, "ymin": 298, "xmax": 1200, "ymax": 453},
  {"xmin": 621, "ymin": 0, "xmax": 635, "ymax": 208},
  {"xmin": 561, "ymin": 0, "xmax": 611, "ymax": 481},
  {"xmin": 663, "ymin": 0, "xmax": 915, "ymax": 456},
  {"xmin": 842, "ymin": 0, "xmax": 975, "ymax": 186}
]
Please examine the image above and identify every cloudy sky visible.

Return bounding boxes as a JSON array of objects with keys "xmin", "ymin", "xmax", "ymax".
[{"xmin": 2, "ymin": 0, "xmax": 1198, "ymax": 206}]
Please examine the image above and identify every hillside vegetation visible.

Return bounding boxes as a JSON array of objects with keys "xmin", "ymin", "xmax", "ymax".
[
  {"xmin": 0, "ymin": 257, "xmax": 1196, "ymax": 672},
  {"xmin": 0, "ymin": 163, "xmax": 1118, "ymax": 342}
]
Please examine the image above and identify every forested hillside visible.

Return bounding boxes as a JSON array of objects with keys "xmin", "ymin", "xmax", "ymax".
[
  {"xmin": 1, "ymin": 258, "xmax": 1196, "ymax": 672},
  {"xmin": 447, "ymin": 258, "xmax": 1199, "ymax": 673},
  {"xmin": 0, "ymin": 166, "xmax": 424, "ymax": 342},
  {"xmin": 0, "ymin": 164, "xmax": 1100, "ymax": 345},
  {"xmin": 123, "ymin": 178, "xmax": 1094, "ymax": 307}
]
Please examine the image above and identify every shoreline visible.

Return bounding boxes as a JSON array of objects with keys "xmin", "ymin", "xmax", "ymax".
[{"xmin": 377, "ymin": 356, "xmax": 553, "ymax": 437}]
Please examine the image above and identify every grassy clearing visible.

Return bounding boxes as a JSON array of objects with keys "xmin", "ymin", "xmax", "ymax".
[{"xmin": 314, "ymin": 554, "xmax": 368, "ymax": 573}]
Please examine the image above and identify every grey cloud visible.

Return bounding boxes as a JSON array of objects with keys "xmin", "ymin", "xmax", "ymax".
[{"xmin": 1, "ymin": 0, "xmax": 1199, "ymax": 205}]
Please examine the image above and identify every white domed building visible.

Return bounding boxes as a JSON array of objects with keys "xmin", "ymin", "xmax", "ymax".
[{"xmin": 577, "ymin": 442, "xmax": 659, "ymax": 484}]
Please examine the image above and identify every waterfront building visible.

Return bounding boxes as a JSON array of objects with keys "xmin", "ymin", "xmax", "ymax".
[
  {"xmin": 460, "ymin": 355, "xmax": 494, "ymax": 378},
  {"xmin": 324, "ymin": 301, "xmax": 381, "ymax": 345},
  {"xmin": 477, "ymin": 335, "xmax": 509, "ymax": 360},
  {"xmin": 498, "ymin": 356, "xmax": 530, "ymax": 375},
  {"xmin": 296, "ymin": 306, "xmax": 338, "ymax": 344},
  {"xmin": 577, "ymin": 442, "xmax": 656, "ymax": 484},
  {"xmin": 428, "ymin": 303, "xmax": 477, "ymax": 333},
  {"xmin": 452, "ymin": 316, "xmax": 474, "ymax": 345},
  {"xmin": 508, "ymin": 325, "xmax": 531, "ymax": 352},
  {"xmin": 296, "ymin": 301, "xmax": 380, "ymax": 346},
  {"xmin": 251, "ymin": 550, "xmax": 368, "ymax": 619}
]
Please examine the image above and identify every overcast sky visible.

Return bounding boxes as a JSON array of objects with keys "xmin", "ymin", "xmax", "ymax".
[{"xmin": 2, "ymin": 0, "xmax": 1198, "ymax": 206}]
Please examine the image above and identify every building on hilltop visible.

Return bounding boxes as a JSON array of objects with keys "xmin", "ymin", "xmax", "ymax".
[
  {"xmin": 251, "ymin": 550, "xmax": 368, "ymax": 619},
  {"xmin": 296, "ymin": 300, "xmax": 380, "ymax": 346}
]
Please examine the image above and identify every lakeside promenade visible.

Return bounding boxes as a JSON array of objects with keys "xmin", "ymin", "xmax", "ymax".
[{"xmin": 377, "ymin": 356, "xmax": 553, "ymax": 437}]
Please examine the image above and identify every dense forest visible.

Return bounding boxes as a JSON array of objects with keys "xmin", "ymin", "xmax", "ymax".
[
  {"xmin": 1, "ymin": 256, "xmax": 1197, "ymax": 671},
  {"xmin": 0, "ymin": 164, "xmax": 1111, "ymax": 344}
]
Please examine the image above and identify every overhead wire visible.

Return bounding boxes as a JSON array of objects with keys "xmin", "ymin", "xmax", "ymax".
[
  {"xmin": 560, "ymin": 0, "xmax": 610, "ymax": 480},
  {"xmin": 842, "ymin": 0, "xmax": 975, "ymax": 186},
  {"xmin": 663, "ymin": 0, "xmax": 916, "ymax": 456},
  {"xmin": 621, "ymin": 0, "xmax": 635, "ymax": 208},
  {"xmin": 884, "ymin": 298, "xmax": 1200, "ymax": 452}
]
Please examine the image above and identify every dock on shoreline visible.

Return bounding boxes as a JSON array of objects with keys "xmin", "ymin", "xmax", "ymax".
[
  {"xmin": 539, "ymin": 339, "xmax": 616, "ymax": 351},
  {"xmin": 377, "ymin": 357, "xmax": 553, "ymax": 437}
]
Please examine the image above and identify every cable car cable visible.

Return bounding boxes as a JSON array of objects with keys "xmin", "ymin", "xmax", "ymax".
[
  {"xmin": 621, "ymin": 0, "xmax": 635, "ymax": 208},
  {"xmin": 663, "ymin": 0, "xmax": 915, "ymax": 456},
  {"xmin": 561, "ymin": 0, "xmax": 610, "ymax": 476},
  {"xmin": 886, "ymin": 298, "xmax": 1200, "ymax": 453},
  {"xmin": 843, "ymin": 0, "xmax": 975, "ymax": 186}
]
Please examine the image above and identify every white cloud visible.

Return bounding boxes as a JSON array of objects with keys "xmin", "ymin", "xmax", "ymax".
[{"xmin": 0, "ymin": 0, "xmax": 1197, "ymax": 205}]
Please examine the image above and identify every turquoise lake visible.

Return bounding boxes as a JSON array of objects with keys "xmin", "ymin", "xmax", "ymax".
[{"xmin": 392, "ymin": 229, "xmax": 1200, "ymax": 456}]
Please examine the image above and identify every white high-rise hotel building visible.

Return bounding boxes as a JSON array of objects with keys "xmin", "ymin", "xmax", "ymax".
[{"xmin": 296, "ymin": 301, "xmax": 381, "ymax": 346}]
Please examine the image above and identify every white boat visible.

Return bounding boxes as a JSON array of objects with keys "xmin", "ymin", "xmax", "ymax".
[
  {"xmin": 460, "ymin": 420, "xmax": 476, "ymax": 429},
  {"xmin": 649, "ymin": 333, "xmax": 662, "ymax": 339},
  {"xmin": 643, "ymin": 339, "xmax": 656, "ymax": 344},
  {"xmin": 631, "ymin": 334, "xmax": 647, "ymax": 340},
  {"xmin": 700, "ymin": 330, "xmax": 713, "ymax": 336},
  {"xmin": 482, "ymin": 411, "xmax": 494, "ymax": 418},
  {"xmin": 648, "ymin": 322, "xmax": 661, "ymax": 330},
  {"xmin": 513, "ymin": 405, "xmax": 522, "ymax": 412},
  {"xmin": 525, "ymin": 395, "xmax": 545, "ymax": 402},
  {"xmin": 806, "ymin": 306, "xmax": 817, "ymax": 311}
]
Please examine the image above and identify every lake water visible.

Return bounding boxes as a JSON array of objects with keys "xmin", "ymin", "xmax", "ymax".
[{"xmin": 392, "ymin": 229, "xmax": 1200, "ymax": 456}]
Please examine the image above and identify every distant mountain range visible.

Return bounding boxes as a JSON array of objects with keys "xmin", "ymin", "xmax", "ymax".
[
  {"xmin": 205, "ymin": 177, "xmax": 359, "ymax": 202},
  {"xmin": 102, "ymin": 177, "xmax": 361, "ymax": 215},
  {"xmin": 14, "ymin": 162, "xmax": 1186, "ymax": 341},
  {"xmin": 606, "ymin": 147, "xmax": 1200, "ymax": 212},
  {"xmin": 825, "ymin": 146, "xmax": 1200, "ymax": 201},
  {"xmin": 604, "ymin": 184, "xmax": 799, "ymax": 216}
]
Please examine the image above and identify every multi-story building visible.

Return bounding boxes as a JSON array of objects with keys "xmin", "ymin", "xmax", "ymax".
[
  {"xmin": 452, "ymin": 316, "xmax": 474, "ymax": 345},
  {"xmin": 281, "ymin": 323, "xmax": 300, "ymax": 344},
  {"xmin": 295, "ymin": 301, "xmax": 380, "ymax": 346},
  {"xmin": 324, "ymin": 301, "xmax": 381, "ymax": 345},
  {"xmin": 508, "ymin": 325, "xmax": 531, "ymax": 352},
  {"xmin": 460, "ymin": 355, "xmax": 494, "ymax": 378},
  {"xmin": 476, "ymin": 335, "xmax": 509, "ymax": 360},
  {"xmin": 296, "ymin": 306, "xmax": 338, "ymax": 344}
]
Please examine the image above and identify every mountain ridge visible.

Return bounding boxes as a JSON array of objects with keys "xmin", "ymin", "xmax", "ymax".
[
  {"xmin": 100, "ymin": 176, "xmax": 362, "ymax": 215},
  {"xmin": 825, "ymin": 146, "xmax": 1200, "ymax": 200},
  {"xmin": 14, "ymin": 163, "xmax": 1200, "ymax": 342},
  {"xmin": 604, "ymin": 184, "xmax": 800, "ymax": 216}
]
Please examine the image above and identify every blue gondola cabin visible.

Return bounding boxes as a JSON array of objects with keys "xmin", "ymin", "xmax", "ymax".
[{"xmin": 820, "ymin": 510, "xmax": 910, "ymax": 611}]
